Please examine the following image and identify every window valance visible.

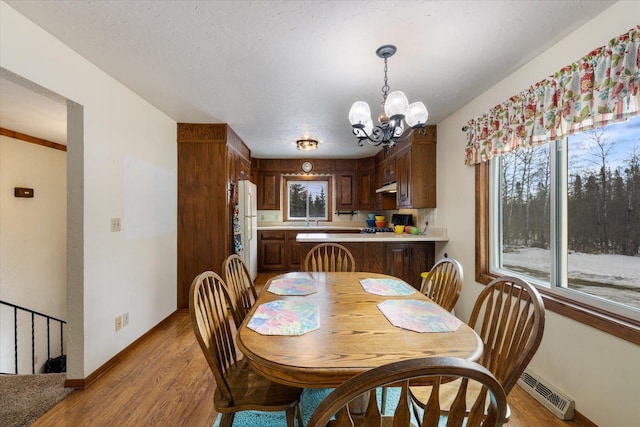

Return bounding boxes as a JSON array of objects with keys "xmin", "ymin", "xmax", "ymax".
[{"xmin": 464, "ymin": 25, "xmax": 640, "ymax": 166}]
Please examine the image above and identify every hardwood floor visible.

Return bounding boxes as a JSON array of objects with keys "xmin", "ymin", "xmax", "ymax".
[{"xmin": 33, "ymin": 273, "xmax": 591, "ymax": 426}]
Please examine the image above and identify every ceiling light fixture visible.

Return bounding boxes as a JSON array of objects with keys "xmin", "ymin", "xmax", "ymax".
[
  {"xmin": 296, "ymin": 137, "xmax": 318, "ymax": 151},
  {"xmin": 348, "ymin": 45, "xmax": 428, "ymax": 152}
]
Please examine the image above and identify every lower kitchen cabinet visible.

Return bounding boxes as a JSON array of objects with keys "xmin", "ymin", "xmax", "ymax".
[
  {"xmin": 259, "ymin": 229, "xmax": 362, "ymax": 271},
  {"xmin": 295, "ymin": 240, "xmax": 434, "ymax": 287},
  {"xmin": 385, "ymin": 242, "xmax": 435, "ymax": 289},
  {"xmin": 258, "ymin": 231, "xmax": 286, "ymax": 270}
]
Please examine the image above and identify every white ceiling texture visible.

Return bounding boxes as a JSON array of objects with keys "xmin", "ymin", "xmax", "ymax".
[{"xmin": 1, "ymin": 0, "xmax": 616, "ymax": 158}]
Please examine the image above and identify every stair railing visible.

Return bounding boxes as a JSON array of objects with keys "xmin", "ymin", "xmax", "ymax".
[{"xmin": 0, "ymin": 300, "xmax": 66, "ymax": 375}]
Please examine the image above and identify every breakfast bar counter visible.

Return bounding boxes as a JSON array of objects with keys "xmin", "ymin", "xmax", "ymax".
[{"xmin": 295, "ymin": 228, "xmax": 448, "ymax": 243}]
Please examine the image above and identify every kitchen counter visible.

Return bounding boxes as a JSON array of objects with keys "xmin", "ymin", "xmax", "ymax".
[
  {"xmin": 257, "ymin": 225, "xmax": 362, "ymax": 231},
  {"xmin": 296, "ymin": 228, "xmax": 448, "ymax": 243}
]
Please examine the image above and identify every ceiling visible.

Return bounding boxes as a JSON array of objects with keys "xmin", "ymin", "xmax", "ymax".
[{"xmin": 0, "ymin": 0, "xmax": 616, "ymax": 158}]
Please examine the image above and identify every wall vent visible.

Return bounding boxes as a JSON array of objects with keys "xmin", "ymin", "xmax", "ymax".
[{"xmin": 517, "ymin": 369, "xmax": 575, "ymax": 420}]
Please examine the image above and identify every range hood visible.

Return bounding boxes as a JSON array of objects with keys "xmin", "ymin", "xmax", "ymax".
[{"xmin": 376, "ymin": 181, "xmax": 397, "ymax": 193}]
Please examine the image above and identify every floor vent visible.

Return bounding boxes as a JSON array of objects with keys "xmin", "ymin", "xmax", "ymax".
[{"xmin": 517, "ymin": 369, "xmax": 575, "ymax": 420}]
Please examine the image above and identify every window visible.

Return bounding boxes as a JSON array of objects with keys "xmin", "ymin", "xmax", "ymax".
[
  {"xmin": 478, "ymin": 116, "xmax": 640, "ymax": 343},
  {"xmin": 284, "ymin": 177, "xmax": 331, "ymax": 221}
]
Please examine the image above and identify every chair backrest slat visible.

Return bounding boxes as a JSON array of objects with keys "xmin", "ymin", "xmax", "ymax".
[
  {"xmin": 420, "ymin": 258, "xmax": 463, "ymax": 312},
  {"xmin": 469, "ymin": 276, "xmax": 545, "ymax": 394},
  {"xmin": 307, "ymin": 357, "xmax": 508, "ymax": 427},
  {"xmin": 223, "ymin": 254, "xmax": 259, "ymax": 325},
  {"xmin": 189, "ymin": 271, "xmax": 239, "ymax": 405},
  {"xmin": 304, "ymin": 243, "xmax": 356, "ymax": 273}
]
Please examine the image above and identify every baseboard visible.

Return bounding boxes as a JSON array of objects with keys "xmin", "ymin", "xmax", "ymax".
[
  {"xmin": 64, "ymin": 310, "xmax": 180, "ymax": 389},
  {"xmin": 573, "ymin": 410, "xmax": 598, "ymax": 427}
]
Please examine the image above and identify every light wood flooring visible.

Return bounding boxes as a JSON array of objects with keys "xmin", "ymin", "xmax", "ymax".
[{"xmin": 34, "ymin": 273, "xmax": 592, "ymax": 426}]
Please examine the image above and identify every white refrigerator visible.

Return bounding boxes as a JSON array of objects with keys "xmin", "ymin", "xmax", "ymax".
[{"xmin": 237, "ymin": 180, "xmax": 258, "ymax": 280}]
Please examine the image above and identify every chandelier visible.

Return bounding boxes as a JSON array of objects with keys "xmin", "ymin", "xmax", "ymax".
[{"xmin": 348, "ymin": 45, "xmax": 428, "ymax": 152}]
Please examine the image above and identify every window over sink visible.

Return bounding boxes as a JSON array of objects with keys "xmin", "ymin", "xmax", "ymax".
[{"xmin": 284, "ymin": 176, "xmax": 331, "ymax": 222}]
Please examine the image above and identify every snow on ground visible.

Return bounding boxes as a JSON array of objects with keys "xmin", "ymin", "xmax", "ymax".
[{"xmin": 503, "ymin": 247, "xmax": 640, "ymax": 309}]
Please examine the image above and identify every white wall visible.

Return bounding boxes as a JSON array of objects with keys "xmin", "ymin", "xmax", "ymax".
[
  {"xmin": 0, "ymin": 136, "xmax": 67, "ymax": 373},
  {"xmin": 0, "ymin": 1, "xmax": 177, "ymax": 379},
  {"xmin": 436, "ymin": 2, "xmax": 640, "ymax": 426}
]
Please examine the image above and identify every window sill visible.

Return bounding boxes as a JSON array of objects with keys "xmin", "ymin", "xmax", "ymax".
[{"xmin": 476, "ymin": 272, "xmax": 640, "ymax": 346}]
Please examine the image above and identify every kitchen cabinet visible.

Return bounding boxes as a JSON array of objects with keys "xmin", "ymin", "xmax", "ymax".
[
  {"xmin": 287, "ymin": 231, "xmax": 303, "ymax": 270},
  {"xmin": 297, "ymin": 240, "xmax": 434, "ymax": 286},
  {"xmin": 258, "ymin": 171, "xmax": 280, "ymax": 210},
  {"xmin": 384, "ymin": 242, "xmax": 435, "ymax": 289},
  {"xmin": 259, "ymin": 229, "xmax": 362, "ymax": 271},
  {"xmin": 396, "ymin": 147, "xmax": 412, "ymax": 207},
  {"xmin": 394, "ymin": 127, "xmax": 437, "ymax": 209},
  {"xmin": 177, "ymin": 123, "xmax": 251, "ymax": 309},
  {"xmin": 335, "ymin": 172, "xmax": 356, "ymax": 210},
  {"xmin": 357, "ymin": 168, "xmax": 375, "ymax": 210},
  {"xmin": 382, "ymin": 157, "xmax": 396, "ymax": 183},
  {"xmin": 258, "ymin": 230, "xmax": 286, "ymax": 270}
]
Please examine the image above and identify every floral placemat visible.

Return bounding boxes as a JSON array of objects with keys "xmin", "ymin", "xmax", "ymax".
[
  {"xmin": 247, "ymin": 300, "xmax": 320, "ymax": 335},
  {"xmin": 378, "ymin": 299, "xmax": 462, "ymax": 333},
  {"xmin": 360, "ymin": 278, "xmax": 416, "ymax": 296},
  {"xmin": 268, "ymin": 277, "xmax": 317, "ymax": 296}
]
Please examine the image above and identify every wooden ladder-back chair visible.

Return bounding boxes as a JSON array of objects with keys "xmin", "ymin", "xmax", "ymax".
[
  {"xmin": 304, "ymin": 243, "xmax": 356, "ymax": 273},
  {"xmin": 382, "ymin": 257, "xmax": 464, "ymax": 413},
  {"xmin": 410, "ymin": 276, "xmax": 545, "ymax": 421},
  {"xmin": 420, "ymin": 257, "xmax": 463, "ymax": 312},
  {"xmin": 307, "ymin": 357, "xmax": 508, "ymax": 427},
  {"xmin": 189, "ymin": 271, "xmax": 304, "ymax": 427},
  {"xmin": 223, "ymin": 254, "xmax": 259, "ymax": 325}
]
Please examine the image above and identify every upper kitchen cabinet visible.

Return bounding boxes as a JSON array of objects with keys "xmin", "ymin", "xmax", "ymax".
[
  {"xmin": 335, "ymin": 171, "xmax": 357, "ymax": 210},
  {"xmin": 177, "ymin": 123, "xmax": 251, "ymax": 309},
  {"xmin": 395, "ymin": 125, "xmax": 437, "ymax": 209},
  {"xmin": 258, "ymin": 171, "xmax": 280, "ymax": 210},
  {"xmin": 356, "ymin": 157, "xmax": 376, "ymax": 210}
]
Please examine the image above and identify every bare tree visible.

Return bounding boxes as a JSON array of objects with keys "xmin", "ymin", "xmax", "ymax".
[{"xmin": 582, "ymin": 128, "xmax": 617, "ymax": 252}]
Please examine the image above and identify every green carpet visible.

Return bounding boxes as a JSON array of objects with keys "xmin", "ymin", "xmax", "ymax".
[{"xmin": 212, "ymin": 387, "xmax": 448, "ymax": 426}]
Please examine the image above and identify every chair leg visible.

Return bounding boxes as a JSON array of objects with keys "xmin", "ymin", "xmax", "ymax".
[
  {"xmin": 220, "ymin": 413, "xmax": 235, "ymax": 427},
  {"xmin": 286, "ymin": 406, "xmax": 297, "ymax": 427},
  {"xmin": 296, "ymin": 402, "xmax": 304, "ymax": 427},
  {"xmin": 381, "ymin": 386, "xmax": 387, "ymax": 415}
]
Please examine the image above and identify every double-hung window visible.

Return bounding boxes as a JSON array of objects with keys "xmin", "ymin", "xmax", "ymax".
[
  {"xmin": 284, "ymin": 177, "xmax": 330, "ymax": 222},
  {"xmin": 483, "ymin": 115, "xmax": 640, "ymax": 338},
  {"xmin": 470, "ymin": 26, "xmax": 639, "ymax": 343}
]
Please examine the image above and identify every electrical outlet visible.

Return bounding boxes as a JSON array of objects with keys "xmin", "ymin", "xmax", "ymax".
[
  {"xmin": 115, "ymin": 315, "xmax": 123, "ymax": 331},
  {"xmin": 111, "ymin": 218, "xmax": 121, "ymax": 232},
  {"xmin": 123, "ymin": 312, "xmax": 129, "ymax": 327},
  {"xmin": 34, "ymin": 356, "xmax": 39, "ymax": 364}
]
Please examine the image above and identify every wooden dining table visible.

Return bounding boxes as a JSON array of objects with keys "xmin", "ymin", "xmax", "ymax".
[{"xmin": 237, "ymin": 271, "xmax": 483, "ymax": 389}]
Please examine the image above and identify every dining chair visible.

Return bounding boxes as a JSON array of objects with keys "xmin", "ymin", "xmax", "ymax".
[
  {"xmin": 303, "ymin": 243, "xmax": 356, "ymax": 273},
  {"xmin": 382, "ymin": 257, "xmax": 464, "ymax": 413},
  {"xmin": 189, "ymin": 271, "xmax": 304, "ymax": 427},
  {"xmin": 419, "ymin": 257, "xmax": 464, "ymax": 312},
  {"xmin": 222, "ymin": 254, "xmax": 259, "ymax": 325},
  {"xmin": 306, "ymin": 356, "xmax": 508, "ymax": 427},
  {"xmin": 410, "ymin": 276, "xmax": 545, "ymax": 422}
]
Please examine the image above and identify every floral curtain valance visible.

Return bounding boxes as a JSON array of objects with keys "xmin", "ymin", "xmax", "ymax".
[{"xmin": 464, "ymin": 25, "xmax": 640, "ymax": 166}]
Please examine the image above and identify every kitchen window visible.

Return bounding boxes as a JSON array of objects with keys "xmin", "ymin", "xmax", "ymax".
[
  {"xmin": 478, "ymin": 116, "xmax": 640, "ymax": 342},
  {"xmin": 284, "ymin": 177, "xmax": 331, "ymax": 222}
]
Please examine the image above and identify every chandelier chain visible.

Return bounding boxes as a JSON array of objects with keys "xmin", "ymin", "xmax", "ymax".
[{"xmin": 381, "ymin": 56, "xmax": 390, "ymax": 103}]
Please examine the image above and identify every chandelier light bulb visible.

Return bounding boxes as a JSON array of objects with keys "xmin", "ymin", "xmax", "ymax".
[
  {"xmin": 405, "ymin": 102, "xmax": 428, "ymax": 127},
  {"xmin": 384, "ymin": 91, "xmax": 409, "ymax": 118},
  {"xmin": 349, "ymin": 101, "xmax": 372, "ymax": 126}
]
